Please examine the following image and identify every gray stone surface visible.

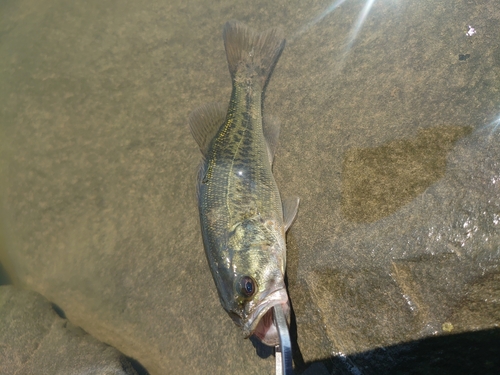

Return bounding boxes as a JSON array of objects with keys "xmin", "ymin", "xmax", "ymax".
[
  {"xmin": 0, "ymin": 286, "xmax": 138, "ymax": 375},
  {"xmin": 1, "ymin": 0, "xmax": 499, "ymax": 374}
]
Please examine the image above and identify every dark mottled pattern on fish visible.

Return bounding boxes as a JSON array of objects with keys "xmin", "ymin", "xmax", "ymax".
[
  {"xmin": 200, "ymin": 77, "xmax": 284, "ymax": 288},
  {"xmin": 190, "ymin": 21, "xmax": 297, "ymax": 345}
]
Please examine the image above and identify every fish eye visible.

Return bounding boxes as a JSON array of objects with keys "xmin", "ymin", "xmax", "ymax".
[{"xmin": 237, "ymin": 275, "xmax": 257, "ymax": 299}]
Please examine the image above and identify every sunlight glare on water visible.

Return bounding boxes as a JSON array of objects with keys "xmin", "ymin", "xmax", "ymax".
[
  {"xmin": 289, "ymin": 0, "xmax": 349, "ymax": 43},
  {"xmin": 291, "ymin": 0, "xmax": 381, "ymax": 72},
  {"xmin": 482, "ymin": 114, "xmax": 500, "ymax": 140},
  {"xmin": 343, "ymin": 0, "xmax": 377, "ymax": 53}
]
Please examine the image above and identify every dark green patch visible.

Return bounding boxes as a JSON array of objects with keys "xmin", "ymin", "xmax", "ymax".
[{"xmin": 341, "ymin": 125, "xmax": 473, "ymax": 223}]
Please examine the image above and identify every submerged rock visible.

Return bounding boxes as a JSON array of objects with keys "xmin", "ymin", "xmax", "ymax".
[
  {"xmin": 1, "ymin": 0, "xmax": 499, "ymax": 374},
  {"xmin": 0, "ymin": 286, "xmax": 138, "ymax": 375}
]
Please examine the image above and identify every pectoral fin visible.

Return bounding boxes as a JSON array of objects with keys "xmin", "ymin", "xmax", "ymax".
[{"xmin": 282, "ymin": 196, "xmax": 300, "ymax": 231}]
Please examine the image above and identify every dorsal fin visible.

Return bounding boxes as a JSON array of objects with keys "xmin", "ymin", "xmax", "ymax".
[
  {"xmin": 282, "ymin": 196, "xmax": 300, "ymax": 231},
  {"xmin": 262, "ymin": 115, "xmax": 280, "ymax": 166},
  {"xmin": 189, "ymin": 103, "xmax": 227, "ymax": 158}
]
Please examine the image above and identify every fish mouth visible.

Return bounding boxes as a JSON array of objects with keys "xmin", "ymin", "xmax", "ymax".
[{"xmin": 242, "ymin": 288, "xmax": 289, "ymax": 346}]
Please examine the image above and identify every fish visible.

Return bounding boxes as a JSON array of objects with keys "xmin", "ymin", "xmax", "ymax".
[{"xmin": 189, "ymin": 20, "xmax": 299, "ymax": 346}]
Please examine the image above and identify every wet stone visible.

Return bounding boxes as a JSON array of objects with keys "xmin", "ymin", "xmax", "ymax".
[
  {"xmin": 1, "ymin": 0, "xmax": 499, "ymax": 374},
  {"xmin": 0, "ymin": 286, "xmax": 138, "ymax": 375}
]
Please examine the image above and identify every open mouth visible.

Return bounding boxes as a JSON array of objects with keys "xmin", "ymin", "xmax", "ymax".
[
  {"xmin": 252, "ymin": 304, "xmax": 285, "ymax": 346},
  {"xmin": 243, "ymin": 289, "xmax": 289, "ymax": 346}
]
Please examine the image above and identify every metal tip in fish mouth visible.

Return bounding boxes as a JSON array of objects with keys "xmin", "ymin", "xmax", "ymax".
[
  {"xmin": 252, "ymin": 303, "xmax": 289, "ymax": 346},
  {"xmin": 242, "ymin": 289, "xmax": 289, "ymax": 346}
]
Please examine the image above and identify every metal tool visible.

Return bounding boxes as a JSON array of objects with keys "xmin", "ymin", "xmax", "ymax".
[{"xmin": 274, "ymin": 304, "xmax": 293, "ymax": 375}]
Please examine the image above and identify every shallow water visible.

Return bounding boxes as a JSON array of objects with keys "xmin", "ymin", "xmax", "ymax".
[{"xmin": 1, "ymin": 0, "xmax": 499, "ymax": 374}]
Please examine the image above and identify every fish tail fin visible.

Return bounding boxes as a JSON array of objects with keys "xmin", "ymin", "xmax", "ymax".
[{"xmin": 223, "ymin": 21, "xmax": 285, "ymax": 90}]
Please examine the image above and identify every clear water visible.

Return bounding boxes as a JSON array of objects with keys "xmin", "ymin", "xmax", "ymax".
[{"xmin": 1, "ymin": 0, "xmax": 499, "ymax": 374}]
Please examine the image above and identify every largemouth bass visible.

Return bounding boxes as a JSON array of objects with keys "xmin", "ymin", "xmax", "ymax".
[{"xmin": 189, "ymin": 21, "xmax": 299, "ymax": 346}]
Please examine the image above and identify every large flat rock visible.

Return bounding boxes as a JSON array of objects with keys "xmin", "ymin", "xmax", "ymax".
[{"xmin": 1, "ymin": 0, "xmax": 499, "ymax": 374}]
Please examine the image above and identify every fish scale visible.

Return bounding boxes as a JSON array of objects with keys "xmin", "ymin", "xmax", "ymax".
[
  {"xmin": 202, "ymin": 77, "xmax": 281, "ymax": 289},
  {"xmin": 189, "ymin": 20, "xmax": 299, "ymax": 346}
]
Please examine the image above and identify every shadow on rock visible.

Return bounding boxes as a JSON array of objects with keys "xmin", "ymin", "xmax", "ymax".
[
  {"xmin": 296, "ymin": 328, "xmax": 500, "ymax": 375},
  {"xmin": 0, "ymin": 262, "xmax": 12, "ymax": 285}
]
